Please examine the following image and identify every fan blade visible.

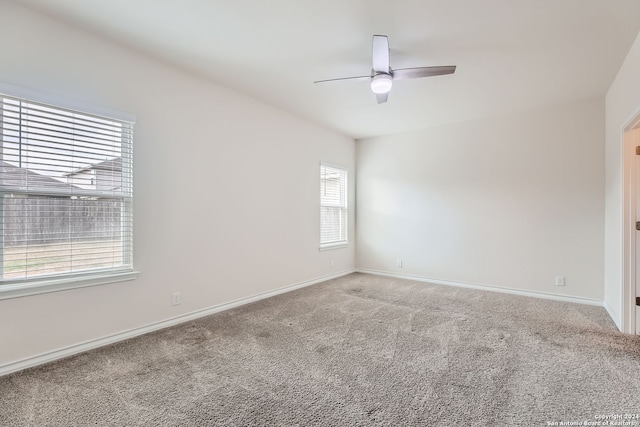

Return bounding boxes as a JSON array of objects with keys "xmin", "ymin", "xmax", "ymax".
[
  {"xmin": 392, "ymin": 65, "xmax": 456, "ymax": 80},
  {"xmin": 372, "ymin": 35, "xmax": 390, "ymax": 73},
  {"xmin": 376, "ymin": 92, "xmax": 388, "ymax": 104},
  {"xmin": 314, "ymin": 75, "xmax": 370, "ymax": 84}
]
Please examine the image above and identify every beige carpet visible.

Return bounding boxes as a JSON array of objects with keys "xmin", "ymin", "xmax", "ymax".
[{"xmin": 1, "ymin": 273, "xmax": 640, "ymax": 426}]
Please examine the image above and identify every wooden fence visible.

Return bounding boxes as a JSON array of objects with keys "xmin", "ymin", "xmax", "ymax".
[{"xmin": 2, "ymin": 196, "xmax": 122, "ymax": 246}]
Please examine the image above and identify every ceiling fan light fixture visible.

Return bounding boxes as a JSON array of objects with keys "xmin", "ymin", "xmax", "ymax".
[
  {"xmin": 314, "ymin": 35, "xmax": 456, "ymax": 104},
  {"xmin": 370, "ymin": 73, "xmax": 393, "ymax": 94}
]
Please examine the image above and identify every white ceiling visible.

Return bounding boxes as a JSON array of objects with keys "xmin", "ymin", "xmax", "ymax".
[{"xmin": 14, "ymin": 0, "xmax": 640, "ymax": 139}]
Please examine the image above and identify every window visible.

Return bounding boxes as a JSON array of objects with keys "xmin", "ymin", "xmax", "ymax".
[
  {"xmin": 0, "ymin": 93, "xmax": 135, "ymax": 297},
  {"xmin": 320, "ymin": 163, "xmax": 348, "ymax": 249}
]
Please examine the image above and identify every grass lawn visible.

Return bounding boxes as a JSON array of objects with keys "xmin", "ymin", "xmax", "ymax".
[{"xmin": 3, "ymin": 240, "xmax": 124, "ymax": 279}]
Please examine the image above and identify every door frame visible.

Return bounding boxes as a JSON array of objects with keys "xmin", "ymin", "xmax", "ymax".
[{"xmin": 622, "ymin": 113, "xmax": 640, "ymax": 334}]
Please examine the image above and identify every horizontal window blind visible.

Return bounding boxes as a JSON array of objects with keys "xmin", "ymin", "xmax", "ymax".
[
  {"xmin": 320, "ymin": 163, "xmax": 347, "ymax": 246},
  {"xmin": 0, "ymin": 94, "xmax": 134, "ymax": 282}
]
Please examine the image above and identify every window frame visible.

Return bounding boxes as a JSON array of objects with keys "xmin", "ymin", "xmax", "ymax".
[
  {"xmin": 0, "ymin": 84, "xmax": 138, "ymax": 300},
  {"xmin": 319, "ymin": 162, "xmax": 349, "ymax": 251}
]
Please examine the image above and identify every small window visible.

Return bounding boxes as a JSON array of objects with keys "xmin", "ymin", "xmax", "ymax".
[
  {"xmin": 320, "ymin": 163, "xmax": 348, "ymax": 249},
  {"xmin": 0, "ymin": 93, "xmax": 135, "ymax": 296}
]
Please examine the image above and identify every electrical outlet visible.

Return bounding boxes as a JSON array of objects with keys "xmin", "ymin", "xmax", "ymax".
[
  {"xmin": 330, "ymin": 260, "xmax": 334, "ymax": 268},
  {"xmin": 555, "ymin": 276, "xmax": 565, "ymax": 286},
  {"xmin": 172, "ymin": 292, "xmax": 181, "ymax": 306},
  {"xmin": 396, "ymin": 259, "xmax": 403, "ymax": 268}
]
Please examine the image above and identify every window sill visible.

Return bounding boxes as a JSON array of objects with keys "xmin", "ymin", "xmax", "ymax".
[
  {"xmin": 0, "ymin": 270, "xmax": 139, "ymax": 300},
  {"xmin": 319, "ymin": 242, "xmax": 350, "ymax": 251}
]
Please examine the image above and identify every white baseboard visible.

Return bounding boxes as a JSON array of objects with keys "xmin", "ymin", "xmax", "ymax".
[
  {"xmin": 357, "ymin": 269, "xmax": 604, "ymax": 307},
  {"xmin": 602, "ymin": 300, "xmax": 622, "ymax": 331},
  {"xmin": 0, "ymin": 269, "xmax": 355, "ymax": 377}
]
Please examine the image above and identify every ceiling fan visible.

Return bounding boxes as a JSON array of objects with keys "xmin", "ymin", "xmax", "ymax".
[{"xmin": 314, "ymin": 35, "xmax": 456, "ymax": 104}]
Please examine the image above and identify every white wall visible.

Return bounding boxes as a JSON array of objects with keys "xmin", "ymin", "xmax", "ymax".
[
  {"xmin": 0, "ymin": 1, "xmax": 354, "ymax": 367},
  {"xmin": 604, "ymin": 32, "xmax": 640, "ymax": 329},
  {"xmin": 357, "ymin": 99, "xmax": 604, "ymax": 300}
]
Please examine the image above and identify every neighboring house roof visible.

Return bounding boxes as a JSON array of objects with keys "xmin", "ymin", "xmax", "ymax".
[
  {"xmin": 65, "ymin": 158, "xmax": 122, "ymax": 177},
  {"xmin": 1, "ymin": 161, "xmax": 80, "ymax": 190}
]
